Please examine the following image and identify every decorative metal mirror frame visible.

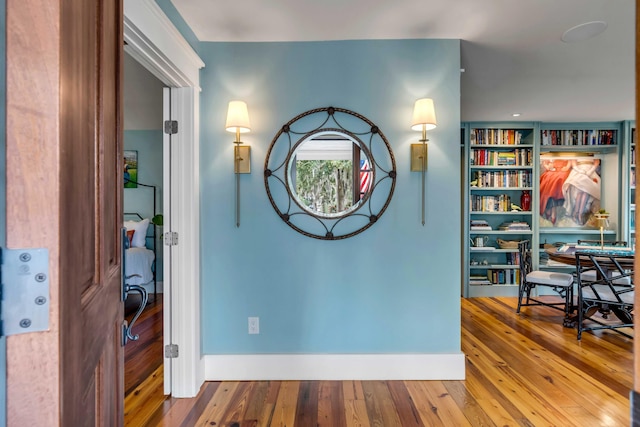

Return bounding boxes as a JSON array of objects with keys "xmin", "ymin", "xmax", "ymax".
[{"xmin": 264, "ymin": 106, "xmax": 397, "ymax": 240}]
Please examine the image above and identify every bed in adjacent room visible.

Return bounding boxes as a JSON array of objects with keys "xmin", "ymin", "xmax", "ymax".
[{"xmin": 124, "ymin": 214, "xmax": 156, "ymax": 294}]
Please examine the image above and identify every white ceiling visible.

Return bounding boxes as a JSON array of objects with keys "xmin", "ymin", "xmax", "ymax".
[{"xmin": 172, "ymin": 0, "xmax": 635, "ymax": 122}]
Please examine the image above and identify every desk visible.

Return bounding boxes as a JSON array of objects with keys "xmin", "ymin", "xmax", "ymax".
[
  {"xmin": 545, "ymin": 247, "xmax": 634, "ymax": 332},
  {"xmin": 545, "ymin": 246, "xmax": 635, "ymax": 328},
  {"xmin": 545, "ymin": 247, "xmax": 635, "ymax": 269}
]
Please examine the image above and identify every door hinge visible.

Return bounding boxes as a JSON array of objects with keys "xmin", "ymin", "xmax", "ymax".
[
  {"xmin": 164, "ymin": 120, "xmax": 178, "ymax": 135},
  {"xmin": 164, "ymin": 232, "xmax": 179, "ymax": 246},
  {"xmin": 0, "ymin": 248, "xmax": 50, "ymax": 337},
  {"xmin": 165, "ymin": 344, "xmax": 179, "ymax": 358}
]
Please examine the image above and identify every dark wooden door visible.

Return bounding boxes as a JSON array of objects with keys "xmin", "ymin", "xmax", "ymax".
[{"xmin": 6, "ymin": 0, "xmax": 124, "ymax": 425}]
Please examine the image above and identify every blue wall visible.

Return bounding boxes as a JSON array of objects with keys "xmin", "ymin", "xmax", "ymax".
[
  {"xmin": 124, "ymin": 130, "xmax": 164, "ymax": 281},
  {"xmin": 199, "ymin": 39, "xmax": 461, "ymax": 354}
]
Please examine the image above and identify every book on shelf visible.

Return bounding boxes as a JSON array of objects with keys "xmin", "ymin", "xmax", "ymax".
[
  {"xmin": 498, "ymin": 221, "xmax": 531, "ymax": 231},
  {"xmin": 470, "ymin": 280, "xmax": 492, "ymax": 285},
  {"xmin": 470, "ymin": 129, "xmax": 524, "ymax": 146},
  {"xmin": 473, "ymin": 170, "xmax": 532, "ymax": 188},
  {"xmin": 469, "ymin": 148, "xmax": 531, "ymax": 166},
  {"xmin": 469, "ymin": 275, "xmax": 492, "ymax": 285},
  {"xmin": 540, "ymin": 129, "xmax": 616, "ymax": 146},
  {"xmin": 506, "ymin": 252, "xmax": 521, "ymax": 265},
  {"xmin": 470, "ymin": 219, "xmax": 492, "ymax": 230},
  {"xmin": 470, "ymin": 194, "xmax": 511, "ymax": 212},
  {"xmin": 484, "ymin": 268, "xmax": 520, "ymax": 285}
]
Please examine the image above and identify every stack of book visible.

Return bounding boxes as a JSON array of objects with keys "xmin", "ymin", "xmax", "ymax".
[
  {"xmin": 469, "ymin": 275, "xmax": 492, "ymax": 285},
  {"xmin": 498, "ymin": 221, "xmax": 531, "ymax": 231},
  {"xmin": 470, "ymin": 219, "xmax": 492, "ymax": 231},
  {"xmin": 470, "ymin": 246, "xmax": 495, "ymax": 251}
]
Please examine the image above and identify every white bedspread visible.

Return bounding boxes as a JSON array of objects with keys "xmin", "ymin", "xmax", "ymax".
[{"xmin": 125, "ymin": 247, "xmax": 155, "ymax": 285}]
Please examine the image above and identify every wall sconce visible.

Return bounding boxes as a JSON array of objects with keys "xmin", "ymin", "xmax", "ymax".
[
  {"xmin": 410, "ymin": 98, "xmax": 437, "ymax": 226},
  {"xmin": 225, "ymin": 100, "xmax": 251, "ymax": 227}
]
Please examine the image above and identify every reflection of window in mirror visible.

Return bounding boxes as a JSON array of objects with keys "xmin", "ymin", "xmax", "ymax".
[{"xmin": 290, "ymin": 134, "xmax": 371, "ymax": 217}]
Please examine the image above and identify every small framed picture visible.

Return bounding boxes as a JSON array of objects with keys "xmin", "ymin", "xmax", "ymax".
[{"xmin": 124, "ymin": 150, "xmax": 138, "ymax": 188}]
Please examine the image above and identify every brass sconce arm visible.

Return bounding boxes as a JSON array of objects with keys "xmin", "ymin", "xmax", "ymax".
[
  {"xmin": 410, "ymin": 98, "xmax": 437, "ymax": 226},
  {"xmin": 225, "ymin": 101, "xmax": 251, "ymax": 227}
]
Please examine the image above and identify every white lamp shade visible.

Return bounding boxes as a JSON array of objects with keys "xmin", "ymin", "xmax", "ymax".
[
  {"xmin": 225, "ymin": 101, "xmax": 251, "ymax": 133},
  {"xmin": 411, "ymin": 98, "xmax": 437, "ymax": 131}
]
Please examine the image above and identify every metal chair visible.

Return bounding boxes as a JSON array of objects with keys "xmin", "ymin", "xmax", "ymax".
[
  {"xmin": 517, "ymin": 240, "xmax": 574, "ymax": 326},
  {"xmin": 574, "ymin": 250, "xmax": 634, "ymax": 340}
]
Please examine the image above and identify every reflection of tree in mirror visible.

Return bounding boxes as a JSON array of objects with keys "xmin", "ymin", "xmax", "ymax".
[{"xmin": 296, "ymin": 160, "xmax": 353, "ymax": 214}]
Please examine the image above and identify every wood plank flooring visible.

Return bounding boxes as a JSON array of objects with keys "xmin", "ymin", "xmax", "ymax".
[
  {"xmin": 125, "ymin": 297, "xmax": 633, "ymax": 426},
  {"xmin": 125, "ymin": 293, "xmax": 164, "ymax": 425}
]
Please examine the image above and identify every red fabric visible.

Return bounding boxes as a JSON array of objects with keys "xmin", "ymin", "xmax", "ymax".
[
  {"xmin": 539, "ymin": 159, "xmax": 570, "ymax": 216},
  {"xmin": 126, "ymin": 230, "xmax": 135, "ymax": 247}
]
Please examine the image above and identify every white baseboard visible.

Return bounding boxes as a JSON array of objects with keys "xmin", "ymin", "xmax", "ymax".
[{"xmin": 204, "ymin": 353, "xmax": 466, "ymax": 381}]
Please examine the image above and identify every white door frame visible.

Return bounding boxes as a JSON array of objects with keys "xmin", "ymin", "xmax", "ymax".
[{"xmin": 124, "ymin": 0, "xmax": 205, "ymax": 397}]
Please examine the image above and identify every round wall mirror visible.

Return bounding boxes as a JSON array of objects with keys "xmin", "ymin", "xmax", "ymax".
[{"xmin": 265, "ymin": 107, "xmax": 396, "ymax": 240}]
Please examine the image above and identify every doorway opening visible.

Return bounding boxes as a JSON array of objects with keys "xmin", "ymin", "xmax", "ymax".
[
  {"xmin": 122, "ymin": 51, "xmax": 167, "ymax": 418},
  {"xmin": 123, "ymin": 0, "xmax": 205, "ymax": 404}
]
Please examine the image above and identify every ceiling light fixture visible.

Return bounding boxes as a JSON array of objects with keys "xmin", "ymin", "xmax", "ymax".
[
  {"xmin": 561, "ymin": 21, "xmax": 607, "ymax": 43},
  {"xmin": 512, "ymin": 113, "xmax": 521, "ymax": 117}
]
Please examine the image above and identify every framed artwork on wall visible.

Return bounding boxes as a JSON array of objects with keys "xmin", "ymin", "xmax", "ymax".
[
  {"xmin": 124, "ymin": 150, "xmax": 138, "ymax": 188},
  {"xmin": 539, "ymin": 154, "xmax": 601, "ymax": 228}
]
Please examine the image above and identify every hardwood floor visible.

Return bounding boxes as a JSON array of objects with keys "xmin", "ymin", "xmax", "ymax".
[
  {"xmin": 125, "ymin": 297, "xmax": 633, "ymax": 426},
  {"xmin": 125, "ymin": 293, "xmax": 164, "ymax": 425}
]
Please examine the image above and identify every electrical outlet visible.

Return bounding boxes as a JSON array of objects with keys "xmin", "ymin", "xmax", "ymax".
[{"xmin": 248, "ymin": 317, "xmax": 259, "ymax": 334}]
